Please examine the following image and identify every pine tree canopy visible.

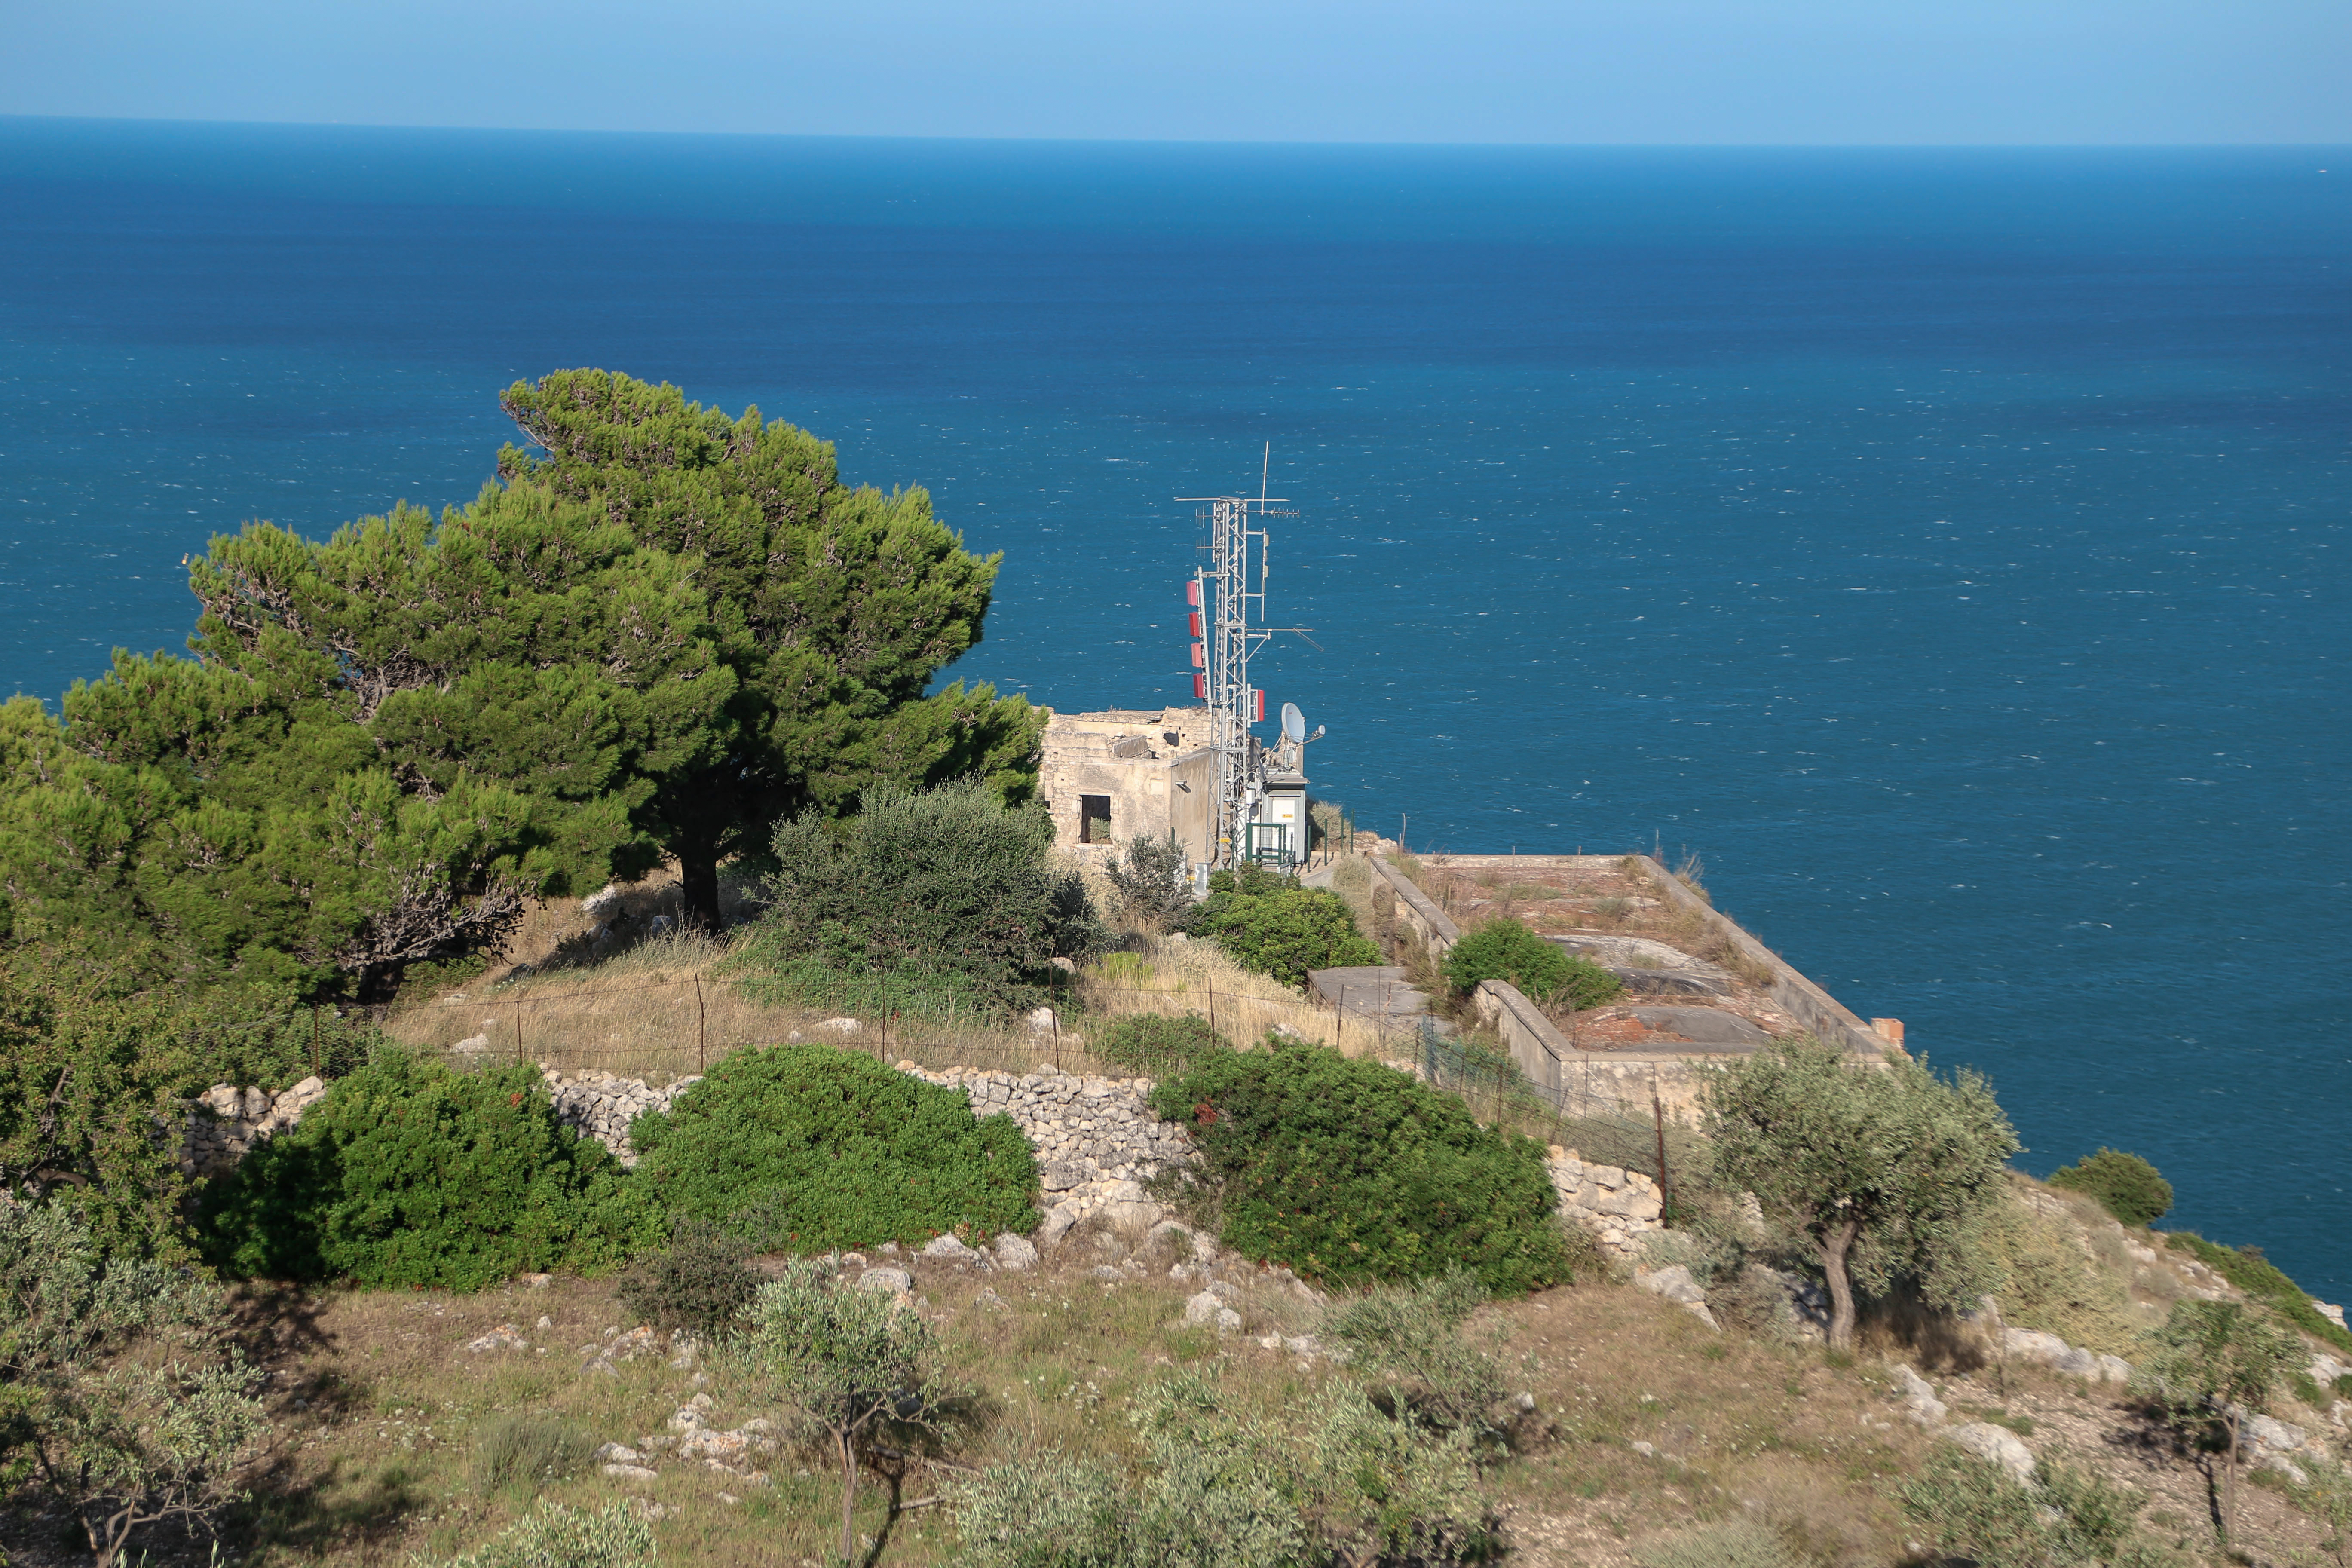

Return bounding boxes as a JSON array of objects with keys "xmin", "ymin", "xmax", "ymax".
[
  {"xmin": 498, "ymin": 370, "xmax": 1042, "ymax": 922},
  {"xmin": 1, "ymin": 478, "xmax": 733, "ymax": 1000},
  {"xmin": 1, "ymin": 373, "xmax": 1039, "ymax": 996}
]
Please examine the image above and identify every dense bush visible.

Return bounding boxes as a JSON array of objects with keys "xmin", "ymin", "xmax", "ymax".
[
  {"xmin": 2048, "ymin": 1148, "xmax": 2173, "ymax": 1228},
  {"xmin": 632, "ymin": 1044, "xmax": 1038, "ymax": 1250},
  {"xmin": 617, "ymin": 1218, "xmax": 763, "ymax": 1339},
  {"xmin": 1092, "ymin": 1011, "xmax": 1230, "ymax": 1076},
  {"xmin": 1443, "ymin": 919, "xmax": 1620, "ymax": 1010},
  {"xmin": 738, "ymin": 779, "xmax": 1102, "ymax": 1017},
  {"xmin": 1183, "ymin": 867, "xmax": 1381, "ymax": 989},
  {"xmin": 200, "ymin": 1053, "xmax": 661, "ymax": 1290},
  {"xmin": 1148, "ymin": 1041, "xmax": 1570, "ymax": 1293},
  {"xmin": 1898, "ymin": 1449, "xmax": 2153, "ymax": 1568}
]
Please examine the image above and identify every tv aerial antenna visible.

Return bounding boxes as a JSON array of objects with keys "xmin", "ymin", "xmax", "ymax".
[{"xmin": 1178, "ymin": 444, "xmax": 1313, "ymax": 870}]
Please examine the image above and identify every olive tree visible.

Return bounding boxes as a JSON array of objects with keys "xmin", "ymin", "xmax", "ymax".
[
  {"xmin": 1702, "ymin": 1036, "xmax": 2018, "ymax": 1351},
  {"xmin": 729, "ymin": 1261, "xmax": 949, "ymax": 1566},
  {"xmin": 2135, "ymin": 1299, "xmax": 2301, "ymax": 1544},
  {"xmin": 0, "ymin": 1199, "xmax": 267, "ymax": 1568}
]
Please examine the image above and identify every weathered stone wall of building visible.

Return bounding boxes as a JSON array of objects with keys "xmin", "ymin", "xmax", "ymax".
[{"xmin": 1038, "ymin": 706, "xmax": 1217, "ymax": 864}]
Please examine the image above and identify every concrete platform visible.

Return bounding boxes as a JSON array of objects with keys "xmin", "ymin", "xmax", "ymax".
[{"xmin": 1306, "ymin": 966, "xmax": 1431, "ymax": 1020}]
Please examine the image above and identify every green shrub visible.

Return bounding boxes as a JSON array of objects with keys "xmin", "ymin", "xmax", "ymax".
[
  {"xmin": 199, "ymin": 1053, "xmax": 661, "ymax": 1291},
  {"xmin": 2049, "ymin": 1148, "xmax": 2173, "ymax": 1227},
  {"xmin": 1635, "ymin": 1520, "xmax": 1810, "ymax": 1568},
  {"xmin": 1093, "ymin": 1012, "xmax": 1230, "ymax": 1077},
  {"xmin": 1148, "ymin": 1041, "xmax": 1570, "ymax": 1293},
  {"xmin": 469, "ymin": 1412, "xmax": 597, "ymax": 1497},
  {"xmin": 950, "ymin": 1371, "xmax": 1496, "ymax": 1568},
  {"xmin": 1898, "ymin": 1449, "xmax": 2153, "ymax": 1568},
  {"xmin": 632, "ymin": 1044, "xmax": 1038, "ymax": 1251},
  {"xmin": 1321, "ymin": 1269, "xmax": 1505, "ymax": 1433},
  {"xmin": 1107, "ymin": 832, "xmax": 1194, "ymax": 934},
  {"xmin": 1444, "ymin": 919, "xmax": 1620, "ymax": 1010},
  {"xmin": 1184, "ymin": 868, "xmax": 1381, "ymax": 989},
  {"xmin": 2164, "ymin": 1231, "xmax": 2352, "ymax": 1354},
  {"xmin": 737, "ymin": 780, "xmax": 1101, "ymax": 1018},
  {"xmin": 413, "ymin": 1500, "xmax": 654, "ymax": 1568},
  {"xmin": 616, "ymin": 1217, "xmax": 762, "ymax": 1339}
]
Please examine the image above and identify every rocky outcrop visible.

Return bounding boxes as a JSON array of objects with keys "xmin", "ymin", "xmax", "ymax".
[
  {"xmin": 1998, "ymin": 1326, "xmax": 2133, "ymax": 1384},
  {"xmin": 180, "ymin": 1077, "xmax": 329, "ymax": 1175},
  {"xmin": 1547, "ymin": 1147, "xmax": 1666, "ymax": 1259}
]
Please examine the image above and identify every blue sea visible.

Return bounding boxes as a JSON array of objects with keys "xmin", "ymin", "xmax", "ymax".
[{"xmin": 4, "ymin": 119, "xmax": 2347, "ymax": 1297}]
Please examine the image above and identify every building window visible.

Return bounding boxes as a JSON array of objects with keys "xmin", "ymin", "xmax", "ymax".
[{"xmin": 1080, "ymin": 795, "xmax": 1112, "ymax": 844}]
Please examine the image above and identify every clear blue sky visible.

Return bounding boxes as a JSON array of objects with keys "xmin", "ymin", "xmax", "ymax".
[{"xmin": 3, "ymin": 0, "xmax": 2345, "ymax": 144}]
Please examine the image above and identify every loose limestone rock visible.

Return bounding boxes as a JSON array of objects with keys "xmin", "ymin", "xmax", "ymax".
[
  {"xmin": 1947, "ymin": 1422, "xmax": 2037, "ymax": 1484},
  {"xmin": 1893, "ymin": 1364, "xmax": 1948, "ymax": 1427},
  {"xmin": 1633, "ymin": 1265, "xmax": 1718, "ymax": 1329}
]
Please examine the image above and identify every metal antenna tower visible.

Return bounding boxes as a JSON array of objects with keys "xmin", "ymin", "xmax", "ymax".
[{"xmin": 1179, "ymin": 445, "xmax": 1299, "ymax": 870}]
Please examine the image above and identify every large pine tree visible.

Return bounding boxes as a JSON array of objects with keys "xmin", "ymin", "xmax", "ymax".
[
  {"xmin": 0, "ymin": 480, "xmax": 732, "ymax": 998},
  {"xmin": 497, "ymin": 370, "xmax": 1041, "ymax": 924}
]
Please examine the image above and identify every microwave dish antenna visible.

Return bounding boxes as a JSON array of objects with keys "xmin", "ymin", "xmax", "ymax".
[{"xmin": 1280, "ymin": 702, "xmax": 1306, "ymax": 744}]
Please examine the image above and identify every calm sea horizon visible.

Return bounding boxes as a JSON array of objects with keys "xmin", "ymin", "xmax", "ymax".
[{"xmin": 3, "ymin": 119, "xmax": 2346, "ymax": 1296}]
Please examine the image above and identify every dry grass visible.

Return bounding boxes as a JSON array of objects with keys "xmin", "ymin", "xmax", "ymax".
[
  {"xmin": 172, "ymin": 1246, "xmax": 1936, "ymax": 1568},
  {"xmin": 382, "ymin": 915, "xmax": 1409, "ymax": 1090},
  {"xmin": 1076, "ymin": 935, "xmax": 1413, "ymax": 1062}
]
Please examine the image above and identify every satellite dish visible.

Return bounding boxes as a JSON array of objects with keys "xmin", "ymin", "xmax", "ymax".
[{"xmin": 1280, "ymin": 702, "xmax": 1307, "ymax": 744}]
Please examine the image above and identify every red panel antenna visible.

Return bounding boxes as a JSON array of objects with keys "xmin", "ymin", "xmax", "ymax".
[
  {"xmin": 1192, "ymin": 673, "xmax": 1207, "ymax": 699},
  {"xmin": 1187, "ymin": 611, "xmax": 1204, "ymax": 638},
  {"xmin": 1185, "ymin": 580, "xmax": 1202, "ymax": 607},
  {"xmin": 1190, "ymin": 642, "xmax": 1206, "ymax": 668},
  {"xmin": 1253, "ymin": 688, "xmax": 1265, "ymax": 723}
]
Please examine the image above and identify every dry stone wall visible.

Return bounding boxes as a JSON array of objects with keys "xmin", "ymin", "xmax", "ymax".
[
  {"xmin": 179, "ymin": 1077, "xmax": 329, "ymax": 1176},
  {"xmin": 183, "ymin": 1055, "xmax": 1648, "ymax": 1261},
  {"xmin": 899, "ymin": 1063, "xmax": 1195, "ymax": 1236},
  {"xmin": 538, "ymin": 1067, "xmax": 701, "ymax": 1168},
  {"xmin": 1546, "ymin": 1146, "xmax": 1666, "ymax": 1260}
]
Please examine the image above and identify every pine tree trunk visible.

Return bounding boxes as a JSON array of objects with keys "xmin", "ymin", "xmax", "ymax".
[
  {"xmin": 1819, "ymin": 1216, "xmax": 1862, "ymax": 1352},
  {"xmin": 678, "ymin": 843, "xmax": 722, "ymax": 931}
]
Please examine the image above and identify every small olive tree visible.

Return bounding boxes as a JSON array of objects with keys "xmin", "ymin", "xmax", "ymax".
[
  {"xmin": 1106, "ymin": 832, "xmax": 1193, "ymax": 934},
  {"xmin": 1702, "ymin": 1037, "xmax": 2018, "ymax": 1351},
  {"xmin": 0, "ymin": 1199, "xmax": 268, "ymax": 1568},
  {"xmin": 2135, "ymin": 1299, "xmax": 2301, "ymax": 1545},
  {"xmin": 729, "ymin": 1262, "xmax": 949, "ymax": 1566}
]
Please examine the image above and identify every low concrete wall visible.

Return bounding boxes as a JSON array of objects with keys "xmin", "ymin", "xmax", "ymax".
[
  {"xmin": 1471, "ymin": 979, "xmax": 1571, "ymax": 1094},
  {"xmin": 1624, "ymin": 855, "xmax": 1889, "ymax": 1058},
  {"xmin": 1369, "ymin": 854, "xmax": 1460, "ymax": 957},
  {"xmin": 1381, "ymin": 851, "xmax": 1891, "ymax": 1061}
]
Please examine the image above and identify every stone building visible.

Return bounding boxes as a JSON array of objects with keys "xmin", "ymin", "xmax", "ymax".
[{"xmin": 1038, "ymin": 706, "xmax": 1218, "ymax": 864}]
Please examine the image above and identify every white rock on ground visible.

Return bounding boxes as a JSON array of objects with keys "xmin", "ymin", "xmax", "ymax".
[
  {"xmin": 994, "ymin": 1233, "xmax": 1040, "ymax": 1271},
  {"xmin": 1893, "ymin": 1364, "xmax": 1948, "ymax": 1427},
  {"xmin": 920, "ymin": 1235, "xmax": 983, "ymax": 1265},
  {"xmin": 855, "ymin": 1267, "xmax": 914, "ymax": 1295},
  {"xmin": 1946, "ymin": 1422, "xmax": 2037, "ymax": 1484},
  {"xmin": 1182, "ymin": 1290, "xmax": 1227, "ymax": 1327},
  {"xmin": 1633, "ymin": 1265, "xmax": 1719, "ymax": 1330}
]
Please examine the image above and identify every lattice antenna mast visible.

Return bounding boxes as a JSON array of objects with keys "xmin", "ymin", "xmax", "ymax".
[{"xmin": 1179, "ymin": 446, "xmax": 1298, "ymax": 869}]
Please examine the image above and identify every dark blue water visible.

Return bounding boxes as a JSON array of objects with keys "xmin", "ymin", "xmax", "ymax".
[{"xmin": 5, "ymin": 119, "xmax": 2347, "ymax": 1296}]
